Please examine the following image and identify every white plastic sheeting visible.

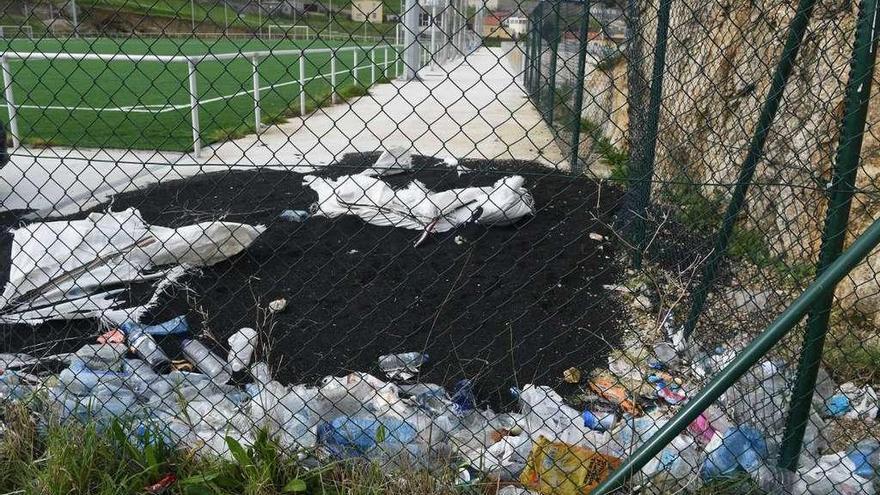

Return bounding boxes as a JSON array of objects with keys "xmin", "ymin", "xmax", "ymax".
[
  {"xmin": 0, "ymin": 208, "xmax": 264, "ymax": 325},
  {"xmin": 303, "ymin": 173, "xmax": 535, "ymax": 232}
]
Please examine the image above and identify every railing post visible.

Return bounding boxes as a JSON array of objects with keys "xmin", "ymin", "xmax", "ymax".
[
  {"xmin": 1, "ymin": 55, "xmax": 19, "ymax": 149},
  {"xmin": 630, "ymin": 0, "xmax": 672, "ymax": 268},
  {"xmin": 299, "ymin": 52, "xmax": 306, "ymax": 116},
  {"xmin": 682, "ymin": 0, "xmax": 820, "ymax": 339},
  {"xmin": 544, "ymin": 1, "xmax": 559, "ymax": 126},
  {"xmin": 187, "ymin": 60, "xmax": 201, "ymax": 157},
  {"xmin": 354, "ymin": 50, "xmax": 360, "ymax": 85},
  {"xmin": 371, "ymin": 48, "xmax": 377, "ymax": 84},
  {"xmin": 331, "ymin": 51, "xmax": 338, "ymax": 104},
  {"xmin": 384, "ymin": 46, "xmax": 389, "ymax": 78},
  {"xmin": 251, "ymin": 54, "xmax": 261, "ymax": 133},
  {"xmin": 778, "ymin": 0, "xmax": 880, "ymax": 471},
  {"xmin": 568, "ymin": 0, "xmax": 591, "ymax": 175}
]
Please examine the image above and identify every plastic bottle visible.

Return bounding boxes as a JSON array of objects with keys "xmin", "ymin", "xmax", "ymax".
[
  {"xmin": 378, "ymin": 352, "xmax": 428, "ymax": 379},
  {"xmin": 227, "ymin": 327, "xmax": 258, "ymax": 372},
  {"xmin": 129, "ymin": 330, "xmax": 171, "ymax": 368},
  {"xmin": 582, "ymin": 408, "xmax": 616, "ymax": 431},
  {"xmin": 181, "ymin": 339, "xmax": 232, "ymax": 385},
  {"xmin": 701, "ymin": 426, "xmax": 769, "ymax": 480}
]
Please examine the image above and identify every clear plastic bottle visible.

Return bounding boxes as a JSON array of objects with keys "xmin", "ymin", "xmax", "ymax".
[
  {"xmin": 181, "ymin": 339, "xmax": 232, "ymax": 385},
  {"xmin": 129, "ymin": 330, "xmax": 171, "ymax": 368}
]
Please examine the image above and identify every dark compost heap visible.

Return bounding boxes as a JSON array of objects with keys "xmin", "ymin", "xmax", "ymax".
[{"xmin": 0, "ymin": 155, "xmax": 625, "ymax": 407}]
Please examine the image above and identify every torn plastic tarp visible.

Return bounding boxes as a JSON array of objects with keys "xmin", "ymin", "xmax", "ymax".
[
  {"xmin": 0, "ymin": 208, "xmax": 264, "ymax": 325},
  {"xmin": 304, "ymin": 173, "xmax": 534, "ymax": 232}
]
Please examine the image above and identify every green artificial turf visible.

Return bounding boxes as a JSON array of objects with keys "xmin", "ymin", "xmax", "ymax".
[{"xmin": 0, "ymin": 37, "xmax": 400, "ymax": 151}]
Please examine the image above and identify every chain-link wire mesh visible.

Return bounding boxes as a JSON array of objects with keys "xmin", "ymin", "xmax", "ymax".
[{"xmin": 0, "ymin": 0, "xmax": 879, "ymax": 493}]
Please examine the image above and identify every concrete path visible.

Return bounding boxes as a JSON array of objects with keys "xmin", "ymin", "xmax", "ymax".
[{"xmin": 0, "ymin": 47, "xmax": 565, "ymax": 218}]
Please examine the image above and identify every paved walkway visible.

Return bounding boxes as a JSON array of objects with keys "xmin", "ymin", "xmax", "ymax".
[{"xmin": 0, "ymin": 47, "xmax": 565, "ymax": 218}]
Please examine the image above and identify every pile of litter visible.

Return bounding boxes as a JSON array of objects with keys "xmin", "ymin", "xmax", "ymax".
[
  {"xmin": 2, "ymin": 323, "xmax": 879, "ymax": 495},
  {"xmin": 2, "ymin": 154, "xmax": 622, "ymax": 405}
]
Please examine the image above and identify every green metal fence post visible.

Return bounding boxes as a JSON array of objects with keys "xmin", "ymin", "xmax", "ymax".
[
  {"xmin": 778, "ymin": 0, "xmax": 880, "ymax": 471},
  {"xmin": 592, "ymin": 214, "xmax": 880, "ymax": 495},
  {"xmin": 568, "ymin": 0, "xmax": 591, "ymax": 175},
  {"xmin": 682, "ymin": 0, "xmax": 820, "ymax": 339},
  {"xmin": 544, "ymin": 0, "xmax": 560, "ymax": 126},
  {"xmin": 524, "ymin": 20, "xmax": 532, "ymax": 90},
  {"xmin": 631, "ymin": 0, "xmax": 672, "ymax": 268}
]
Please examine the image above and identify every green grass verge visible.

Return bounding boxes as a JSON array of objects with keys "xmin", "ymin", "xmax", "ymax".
[
  {"xmin": 659, "ymin": 177, "xmax": 815, "ymax": 284},
  {"xmin": 581, "ymin": 126, "xmax": 813, "ymax": 284},
  {"xmin": 0, "ymin": 37, "xmax": 400, "ymax": 151},
  {"xmin": 0, "ymin": 403, "xmax": 474, "ymax": 495},
  {"xmin": 580, "ymin": 118, "xmax": 629, "ymax": 183}
]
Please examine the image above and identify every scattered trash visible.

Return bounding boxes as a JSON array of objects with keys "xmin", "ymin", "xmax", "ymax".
[
  {"xmin": 97, "ymin": 328, "xmax": 125, "ymax": 344},
  {"xmin": 378, "ymin": 352, "xmax": 428, "ymax": 380},
  {"xmin": 128, "ymin": 330, "xmax": 171, "ymax": 369},
  {"xmin": 227, "ymin": 328, "xmax": 258, "ymax": 373},
  {"xmin": 122, "ymin": 316, "xmax": 190, "ymax": 337},
  {"xmin": 74, "ymin": 343, "xmax": 127, "ymax": 372},
  {"xmin": 0, "ymin": 208, "xmax": 264, "ymax": 325},
  {"xmin": 588, "ymin": 232, "xmax": 605, "ymax": 241},
  {"xmin": 451, "ymin": 379, "xmax": 476, "ymax": 415},
  {"xmin": 589, "ymin": 376, "xmax": 641, "ymax": 416},
  {"xmin": 520, "ymin": 436, "xmax": 620, "ymax": 495},
  {"xmin": 170, "ymin": 360, "xmax": 194, "ymax": 372},
  {"xmin": 562, "ymin": 367, "xmax": 581, "ymax": 384},
  {"xmin": 279, "ymin": 209, "xmax": 310, "ymax": 222},
  {"xmin": 798, "ymin": 451, "xmax": 876, "ymax": 495},
  {"xmin": 454, "ymin": 235, "xmax": 466, "ymax": 245},
  {"xmin": 701, "ymin": 426, "xmax": 768, "ymax": 480},
  {"xmin": 144, "ymin": 473, "xmax": 177, "ymax": 494},
  {"xmin": 652, "ymin": 342, "xmax": 679, "ymax": 367},
  {"xmin": 181, "ymin": 339, "xmax": 232, "ymax": 385},
  {"xmin": 582, "ymin": 409, "xmax": 615, "ymax": 431},
  {"xmin": 825, "ymin": 394, "xmax": 851, "ymax": 417},
  {"xmin": 268, "ymin": 298, "xmax": 288, "ymax": 313},
  {"xmin": 318, "ymin": 416, "xmax": 418, "ymax": 459}
]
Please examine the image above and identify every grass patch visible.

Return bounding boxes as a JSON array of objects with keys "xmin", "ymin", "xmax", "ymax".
[
  {"xmin": 0, "ymin": 402, "xmax": 482, "ymax": 495},
  {"xmin": 0, "ymin": 37, "xmax": 399, "ymax": 151},
  {"xmin": 659, "ymin": 177, "xmax": 815, "ymax": 285},
  {"xmin": 824, "ymin": 310, "xmax": 880, "ymax": 384},
  {"xmin": 581, "ymin": 118, "xmax": 629, "ymax": 183}
]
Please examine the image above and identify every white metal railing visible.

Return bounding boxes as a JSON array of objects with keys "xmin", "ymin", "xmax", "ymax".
[{"xmin": 0, "ymin": 43, "xmax": 401, "ymax": 156}]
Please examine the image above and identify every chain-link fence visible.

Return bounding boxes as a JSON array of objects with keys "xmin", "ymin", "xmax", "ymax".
[{"xmin": 0, "ymin": 0, "xmax": 879, "ymax": 493}]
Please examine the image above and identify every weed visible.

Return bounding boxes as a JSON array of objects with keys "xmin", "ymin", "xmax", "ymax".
[{"xmin": 581, "ymin": 118, "xmax": 629, "ymax": 183}]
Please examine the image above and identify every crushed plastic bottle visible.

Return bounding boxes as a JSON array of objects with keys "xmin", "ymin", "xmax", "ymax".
[
  {"xmin": 378, "ymin": 352, "xmax": 428, "ymax": 380},
  {"xmin": 451, "ymin": 379, "xmax": 476, "ymax": 416},
  {"xmin": 582, "ymin": 409, "xmax": 616, "ymax": 432},
  {"xmin": 181, "ymin": 339, "xmax": 232, "ymax": 385},
  {"xmin": 227, "ymin": 327, "xmax": 258, "ymax": 372},
  {"xmin": 639, "ymin": 434, "xmax": 701, "ymax": 494},
  {"xmin": 74, "ymin": 343, "xmax": 127, "ymax": 371},
  {"xmin": 701, "ymin": 426, "xmax": 768, "ymax": 480},
  {"xmin": 318, "ymin": 416, "xmax": 419, "ymax": 459},
  {"xmin": 798, "ymin": 451, "xmax": 877, "ymax": 495},
  {"xmin": 518, "ymin": 385, "xmax": 583, "ymax": 438}
]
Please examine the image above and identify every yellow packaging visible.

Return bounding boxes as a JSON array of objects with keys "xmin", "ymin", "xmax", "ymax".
[{"xmin": 520, "ymin": 437, "xmax": 621, "ymax": 495}]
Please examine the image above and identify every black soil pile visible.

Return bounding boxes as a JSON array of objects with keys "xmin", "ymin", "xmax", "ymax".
[{"xmin": 1, "ymin": 155, "xmax": 625, "ymax": 407}]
